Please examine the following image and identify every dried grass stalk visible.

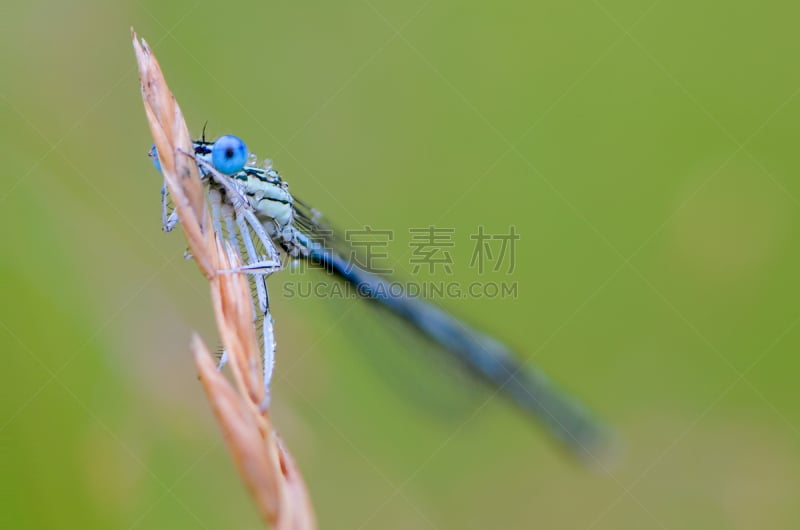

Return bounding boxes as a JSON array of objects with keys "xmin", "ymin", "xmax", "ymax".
[{"xmin": 132, "ymin": 29, "xmax": 316, "ymax": 530}]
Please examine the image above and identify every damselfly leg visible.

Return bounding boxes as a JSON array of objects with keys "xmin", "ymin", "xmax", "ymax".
[
  {"xmin": 161, "ymin": 184, "xmax": 179, "ymax": 232},
  {"xmin": 156, "ymin": 148, "xmax": 282, "ymax": 404}
]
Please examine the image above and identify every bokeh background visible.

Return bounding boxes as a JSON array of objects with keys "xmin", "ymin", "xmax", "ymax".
[{"xmin": 2, "ymin": 1, "xmax": 799, "ymax": 528}]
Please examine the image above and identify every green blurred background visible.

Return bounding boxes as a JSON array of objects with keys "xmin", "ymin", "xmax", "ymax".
[{"xmin": 2, "ymin": 0, "xmax": 799, "ymax": 528}]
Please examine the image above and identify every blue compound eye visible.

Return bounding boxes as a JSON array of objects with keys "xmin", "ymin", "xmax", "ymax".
[
  {"xmin": 211, "ymin": 135, "xmax": 248, "ymax": 174},
  {"xmin": 149, "ymin": 144, "xmax": 162, "ymax": 173}
]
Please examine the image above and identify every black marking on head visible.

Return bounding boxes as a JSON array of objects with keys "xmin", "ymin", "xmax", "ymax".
[{"xmin": 193, "ymin": 142, "xmax": 212, "ymax": 155}]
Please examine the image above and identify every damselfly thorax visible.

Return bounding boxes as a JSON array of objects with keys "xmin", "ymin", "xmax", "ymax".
[{"xmin": 189, "ymin": 139, "xmax": 314, "ymax": 260}]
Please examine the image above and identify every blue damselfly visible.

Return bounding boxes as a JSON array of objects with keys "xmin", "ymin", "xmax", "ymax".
[{"xmin": 150, "ymin": 134, "xmax": 611, "ymax": 461}]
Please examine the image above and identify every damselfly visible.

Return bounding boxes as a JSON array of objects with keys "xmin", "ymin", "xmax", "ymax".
[{"xmin": 150, "ymin": 134, "xmax": 610, "ymax": 460}]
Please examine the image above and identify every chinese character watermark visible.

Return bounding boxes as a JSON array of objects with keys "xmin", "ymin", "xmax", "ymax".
[
  {"xmin": 408, "ymin": 225, "xmax": 455, "ymax": 274},
  {"xmin": 344, "ymin": 225, "xmax": 394, "ymax": 274},
  {"xmin": 469, "ymin": 225, "xmax": 520, "ymax": 274}
]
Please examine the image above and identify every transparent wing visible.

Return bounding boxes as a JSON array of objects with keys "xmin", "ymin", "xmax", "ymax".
[{"xmin": 291, "ymin": 195, "xmax": 373, "ymax": 269}]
